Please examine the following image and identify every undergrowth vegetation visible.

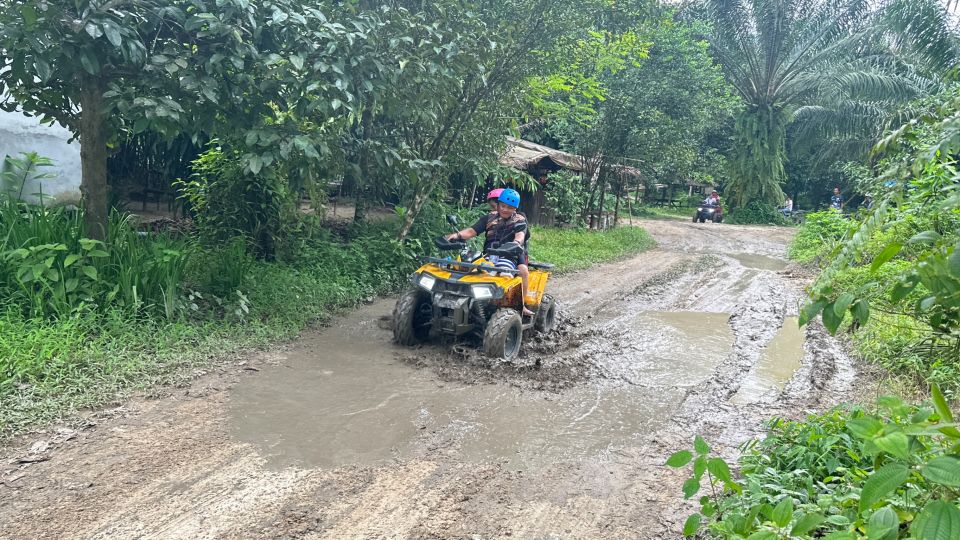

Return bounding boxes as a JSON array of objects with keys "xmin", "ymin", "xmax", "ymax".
[{"xmin": 670, "ymin": 389, "xmax": 960, "ymax": 539}]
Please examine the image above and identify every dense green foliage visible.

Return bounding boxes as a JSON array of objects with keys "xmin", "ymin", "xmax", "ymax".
[
  {"xmin": 798, "ymin": 92, "xmax": 960, "ymax": 390},
  {"xmin": 725, "ymin": 202, "xmax": 789, "ymax": 226},
  {"xmin": 700, "ymin": 0, "xmax": 957, "ymax": 210},
  {"xmin": 670, "ymin": 390, "xmax": 960, "ymax": 539},
  {"xmin": 788, "ymin": 211, "xmax": 850, "ymax": 263}
]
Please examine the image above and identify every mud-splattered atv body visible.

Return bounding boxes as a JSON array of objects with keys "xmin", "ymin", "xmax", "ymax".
[{"xmin": 393, "ymin": 232, "xmax": 558, "ymax": 361}]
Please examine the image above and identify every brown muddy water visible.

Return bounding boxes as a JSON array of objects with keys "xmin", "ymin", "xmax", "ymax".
[
  {"xmin": 728, "ymin": 253, "xmax": 789, "ymax": 272},
  {"xmin": 229, "ymin": 305, "xmax": 737, "ymax": 471},
  {"xmin": 731, "ymin": 317, "xmax": 805, "ymax": 405}
]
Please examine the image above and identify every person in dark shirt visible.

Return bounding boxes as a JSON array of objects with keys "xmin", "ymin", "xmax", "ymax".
[
  {"xmin": 830, "ymin": 187, "xmax": 844, "ymax": 211},
  {"xmin": 446, "ymin": 189, "xmax": 534, "ymax": 316}
]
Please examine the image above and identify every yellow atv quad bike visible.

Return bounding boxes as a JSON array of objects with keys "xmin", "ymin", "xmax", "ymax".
[{"xmin": 393, "ymin": 216, "xmax": 558, "ymax": 361}]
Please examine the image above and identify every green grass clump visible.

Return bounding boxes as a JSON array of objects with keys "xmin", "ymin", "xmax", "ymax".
[
  {"xmin": 529, "ymin": 225, "xmax": 656, "ymax": 273},
  {"xmin": 787, "ymin": 210, "xmax": 849, "ymax": 263},
  {"xmin": 629, "ymin": 205, "xmax": 693, "ymax": 220}
]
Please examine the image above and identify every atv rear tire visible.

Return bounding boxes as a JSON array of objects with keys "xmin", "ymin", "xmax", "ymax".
[
  {"xmin": 483, "ymin": 309, "xmax": 523, "ymax": 361},
  {"xmin": 393, "ymin": 288, "xmax": 432, "ymax": 345},
  {"xmin": 535, "ymin": 294, "xmax": 558, "ymax": 333}
]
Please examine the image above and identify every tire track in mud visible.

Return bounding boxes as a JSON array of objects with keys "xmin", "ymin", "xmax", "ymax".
[{"xmin": 0, "ymin": 219, "xmax": 862, "ymax": 540}]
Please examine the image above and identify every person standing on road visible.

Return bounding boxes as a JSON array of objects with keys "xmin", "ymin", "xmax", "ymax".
[{"xmin": 830, "ymin": 187, "xmax": 844, "ymax": 211}]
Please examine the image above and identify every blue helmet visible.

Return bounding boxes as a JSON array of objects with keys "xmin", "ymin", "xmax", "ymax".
[{"xmin": 498, "ymin": 188, "xmax": 521, "ymax": 208}]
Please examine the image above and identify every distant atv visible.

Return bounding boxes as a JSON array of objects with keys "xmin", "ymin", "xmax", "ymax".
[
  {"xmin": 393, "ymin": 216, "xmax": 558, "ymax": 361},
  {"xmin": 693, "ymin": 203, "xmax": 723, "ymax": 223}
]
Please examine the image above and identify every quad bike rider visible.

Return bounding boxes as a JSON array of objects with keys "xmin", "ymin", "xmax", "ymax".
[
  {"xmin": 392, "ymin": 189, "xmax": 558, "ymax": 361},
  {"xmin": 693, "ymin": 190, "xmax": 723, "ymax": 223}
]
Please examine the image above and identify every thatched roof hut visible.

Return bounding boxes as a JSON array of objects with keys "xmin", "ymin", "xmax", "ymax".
[{"xmin": 498, "ymin": 137, "xmax": 585, "ymax": 173}]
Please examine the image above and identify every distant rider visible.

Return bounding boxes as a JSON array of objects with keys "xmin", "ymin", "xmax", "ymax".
[
  {"xmin": 447, "ymin": 189, "xmax": 535, "ymax": 317},
  {"xmin": 703, "ymin": 190, "xmax": 720, "ymax": 206}
]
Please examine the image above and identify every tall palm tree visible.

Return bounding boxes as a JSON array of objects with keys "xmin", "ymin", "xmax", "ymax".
[{"xmin": 702, "ymin": 0, "xmax": 957, "ymax": 208}]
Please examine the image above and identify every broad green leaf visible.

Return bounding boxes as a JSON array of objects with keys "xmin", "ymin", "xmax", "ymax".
[
  {"xmin": 909, "ymin": 230, "xmax": 941, "ymax": 244},
  {"xmin": 791, "ymin": 513, "xmax": 825, "ymax": 536},
  {"xmin": 35, "ymin": 58, "xmax": 52, "ymax": 82},
  {"xmin": 852, "ymin": 299, "xmax": 870, "ymax": 325},
  {"xmin": 822, "ymin": 533, "xmax": 856, "ymax": 540},
  {"xmin": 82, "ymin": 265, "xmax": 98, "ymax": 281},
  {"xmin": 873, "ymin": 432, "xmax": 911, "ymax": 459},
  {"xmin": 800, "ymin": 299, "xmax": 827, "ymax": 327},
  {"xmin": 822, "ymin": 301, "xmax": 843, "ymax": 334},
  {"xmin": 102, "ymin": 21, "xmax": 122, "ymax": 48},
  {"xmin": 871, "ymin": 243, "xmax": 903, "ymax": 272},
  {"xmin": 921, "ymin": 456, "xmax": 960, "ymax": 487},
  {"xmin": 682, "ymin": 477, "xmax": 700, "ymax": 499},
  {"xmin": 914, "ymin": 500, "xmax": 960, "ymax": 540},
  {"xmin": 80, "ymin": 50, "xmax": 100, "ymax": 75},
  {"xmin": 746, "ymin": 531, "xmax": 777, "ymax": 540},
  {"xmin": 932, "ymin": 384, "xmax": 955, "ymax": 423},
  {"xmin": 859, "ymin": 463, "xmax": 909, "ymax": 513},
  {"xmin": 666, "ymin": 450, "xmax": 693, "ymax": 468},
  {"xmin": 682, "ymin": 514, "xmax": 701, "ymax": 537},
  {"xmin": 867, "ymin": 507, "xmax": 899, "ymax": 540},
  {"xmin": 771, "ymin": 498, "xmax": 794, "ymax": 528},
  {"xmin": 693, "ymin": 456, "xmax": 706, "ymax": 480},
  {"xmin": 21, "ymin": 4, "xmax": 37, "ymax": 27},
  {"xmin": 834, "ymin": 292, "xmax": 856, "ymax": 317},
  {"xmin": 89, "ymin": 250, "xmax": 109, "ymax": 258},
  {"xmin": 63, "ymin": 254, "xmax": 80, "ymax": 268},
  {"xmin": 707, "ymin": 458, "xmax": 732, "ymax": 483},
  {"xmin": 694, "ymin": 435, "xmax": 709, "ymax": 455}
]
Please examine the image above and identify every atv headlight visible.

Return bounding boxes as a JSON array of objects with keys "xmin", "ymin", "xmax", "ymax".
[
  {"xmin": 471, "ymin": 284, "xmax": 495, "ymax": 300},
  {"xmin": 707, "ymin": 208, "xmax": 715, "ymax": 213},
  {"xmin": 418, "ymin": 274, "xmax": 436, "ymax": 291},
  {"xmin": 697, "ymin": 207, "xmax": 704, "ymax": 212}
]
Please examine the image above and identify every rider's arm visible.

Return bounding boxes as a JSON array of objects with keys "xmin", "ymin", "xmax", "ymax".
[{"xmin": 446, "ymin": 228, "xmax": 478, "ymax": 241}]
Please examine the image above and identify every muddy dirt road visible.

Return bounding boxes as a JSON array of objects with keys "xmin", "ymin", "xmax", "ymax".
[{"xmin": 1, "ymin": 219, "xmax": 859, "ymax": 539}]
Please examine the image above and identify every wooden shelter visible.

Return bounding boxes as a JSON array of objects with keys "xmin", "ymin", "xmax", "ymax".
[{"xmin": 498, "ymin": 137, "xmax": 586, "ymax": 225}]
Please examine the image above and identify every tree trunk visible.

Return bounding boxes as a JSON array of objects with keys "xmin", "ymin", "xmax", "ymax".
[
  {"xmin": 597, "ymin": 176, "xmax": 606, "ymax": 230},
  {"xmin": 354, "ymin": 105, "xmax": 375, "ymax": 224},
  {"xmin": 613, "ymin": 183, "xmax": 621, "ymax": 228},
  {"xmin": 397, "ymin": 184, "xmax": 433, "ymax": 242},
  {"xmin": 79, "ymin": 75, "xmax": 108, "ymax": 240},
  {"xmin": 467, "ymin": 183, "xmax": 477, "ymax": 209}
]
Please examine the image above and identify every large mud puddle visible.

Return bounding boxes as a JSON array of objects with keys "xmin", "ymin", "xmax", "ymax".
[
  {"xmin": 728, "ymin": 253, "xmax": 789, "ymax": 272},
  {"xmin": 731, "ymin": 317, "xmax": 804, "ymax": 404},
  {"xmin": 229, "ymin": 304, "xmax": 736, "ymax": 471}
]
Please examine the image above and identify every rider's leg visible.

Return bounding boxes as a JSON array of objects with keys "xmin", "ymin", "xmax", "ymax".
[{"xmin": 519, "ymin": 264, "xmax": 534, "ymax": 316}]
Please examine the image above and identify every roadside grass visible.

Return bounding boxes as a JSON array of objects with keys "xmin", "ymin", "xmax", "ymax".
[
  {"xmin": 1, "ymin": 223, "xmax": 656, "ymax": 438},
  {"xmin": 629, "ymin": 205, "xmax": 692, "ymax": 220},
  {"xmin": 530, "ymin": 225, "xmax": 656, "ymax": 273}
]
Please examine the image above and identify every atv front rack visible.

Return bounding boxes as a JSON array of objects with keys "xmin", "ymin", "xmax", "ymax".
[{"xmin": 418, "ymin": 256, "xmax": 519, "ymax": 276}]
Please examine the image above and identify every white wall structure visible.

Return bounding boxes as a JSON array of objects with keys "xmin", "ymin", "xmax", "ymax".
[{"xmin": 0, "ymin": 109, "xmax": 82, "ymax": 205}]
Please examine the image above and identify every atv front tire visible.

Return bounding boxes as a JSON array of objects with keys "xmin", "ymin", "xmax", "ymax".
[
  {"xmin": 483, "ymin": 309, "xmax": 523, "ymax": 360},
  {"xmin": 393, "ymin": 288, "xmax": 432, "ymax": 345},
  {"xmin": 535, "ymin": 294, "xmax": 558, "ymax": 333}
]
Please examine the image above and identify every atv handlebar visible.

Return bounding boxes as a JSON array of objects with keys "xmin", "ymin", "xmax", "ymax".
[
  {"xmin": 486, "ymin": 241, "xmax": 523, "ymax": 259},
  {"xmin": 435, "ymin": 236, "xmax": 466, "ymax": 251}
]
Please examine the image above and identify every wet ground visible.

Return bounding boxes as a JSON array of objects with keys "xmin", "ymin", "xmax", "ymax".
[{"xmin": 0, "ymin": 219, "xmax": 859, "ymax": 539}]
